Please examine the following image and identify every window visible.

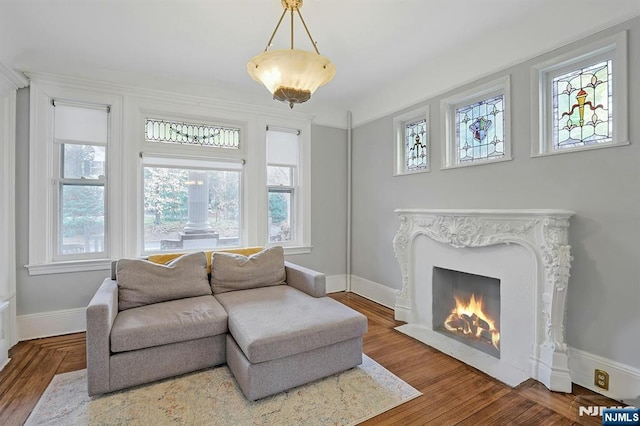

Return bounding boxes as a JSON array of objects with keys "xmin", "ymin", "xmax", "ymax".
[
  {"xmin": 145, "ymin": 118, "xmax": 240, "ymax": 149},
  {"xmin": 552, "ymin": 60, "xmax": 611, "ymax": 149},
  {"xmin": 54, "ymin": 102, "xmax": 109, "ymax": 260},
  {"xmin": 441, "ymin": 76, "xmax": 511, "ymax": 169},
  {"xmin": 27, "ymin": 77, "xmax": 313, "ymax": 275},
  {"xmin": 455, "ymin": 95, "xmax": 505, "ymax": 163},
  {"xmin": 266, "ymin": 128, "xmax": 299, "ymax": 244},
  {"xmin": 393, "ymin": 106, "xmax": 429, "ymax": 175},
  {"xmin": 532, "ymin": 31, "xmax": 628, "ymax": 156},
  {"xmin": 141, "ymin": 156, "xmax": 242, "ymax": 253}
]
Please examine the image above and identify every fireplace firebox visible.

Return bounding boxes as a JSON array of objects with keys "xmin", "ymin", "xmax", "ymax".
[{"xmin": 432, "ymin": 267, "xmax": 500, "ymax": 358}]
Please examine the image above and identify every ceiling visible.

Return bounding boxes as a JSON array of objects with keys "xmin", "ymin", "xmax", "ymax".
[{"xmin": 2, "ymin": 0, "xmax": 640, "ymax": 127}]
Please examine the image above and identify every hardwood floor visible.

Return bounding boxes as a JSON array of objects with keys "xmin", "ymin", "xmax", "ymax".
[{"xmin": 0, "ymin": 292, "xmax": 617, "ymax": 425}]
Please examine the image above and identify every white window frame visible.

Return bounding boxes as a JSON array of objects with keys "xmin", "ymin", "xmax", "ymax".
[
  {"xmin": 266, "ymin": 127, "xmax": 299, "ymax": 246},
  {"xmin": 26, "ymin": 76, "xmax": 313, "ymax": 274},
  {"xmin": 393, "ymin": 106, "xmax": 430, "ymax": 176},
  {"xmin": 52, "ymin": 101, "xmax": 109, "ymax": 262},
  {"xmin": 531, "ymin": 31, "xmax": 628, "ymax": 157},
  {"xmin": 27, "ymin": 81, "xmax": 124, "ymax": 275},
  {"xmin": 261, "ymin": 120, "xmax": 311, "ymax": 254},
  {"xmin": 441, "ymin": 75, "xmax": 512, "ymax": 170}
]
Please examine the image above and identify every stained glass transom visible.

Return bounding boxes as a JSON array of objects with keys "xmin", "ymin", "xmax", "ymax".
[
  {"xmin": 552, "ymin": 60, "xmax": 612, "ymax": 150},
  {"xmin": 405, "ymin": 119, "xmax": 428, "ymax": 171},
  {"xmin": 145, "ymin": 119, "xmax": 240, "ymax": 149},
  {"xmin": 455, "ymin": 95, "xmax": 505, "ymax": 163}
]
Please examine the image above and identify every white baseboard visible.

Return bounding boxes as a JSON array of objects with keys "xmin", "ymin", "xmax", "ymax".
[
  {"xmin": 18, "ymin": 308, "xmax": 86, "ymax": 341},
  {"xmin": 569, "ymin": 347, "xmax": 640, "ymax": 405},
  {"xmin": 349, "ymin": 275, "xmax": 397, "ymax": 309},
  {"xmin": 326, "ymin": 274, "xmax": 347, "ymax": 293}
]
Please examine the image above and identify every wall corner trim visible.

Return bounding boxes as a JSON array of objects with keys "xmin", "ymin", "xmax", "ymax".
[
  {"xmin": 0, "ymin": 63, "xmax": 29, "ymax": 91},
  {"xmin": 326, "ymin": 274, "xmax": 348, "ymax": 294}
]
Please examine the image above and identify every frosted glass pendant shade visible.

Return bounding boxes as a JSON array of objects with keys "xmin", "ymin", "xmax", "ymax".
[{"xmin": 248, "ymin": 49, "xmax": 335, "ymax": 108}]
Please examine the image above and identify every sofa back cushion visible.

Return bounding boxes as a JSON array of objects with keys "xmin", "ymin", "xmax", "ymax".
[
  {"xmin": 116, "ymin": 251, "xmax": 212, "ymax": 311},
  {"xmin": 210, "ymin": 246, "xmax": 286, "ymax": 294}
]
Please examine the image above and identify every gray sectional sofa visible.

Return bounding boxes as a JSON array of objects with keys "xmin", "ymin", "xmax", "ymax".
[{"xmin": 86, "ymin": 247, "xmax": 368, "ymax": 400}]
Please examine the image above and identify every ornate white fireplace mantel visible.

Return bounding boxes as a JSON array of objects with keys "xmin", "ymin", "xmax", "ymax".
[{"xmin": 392, "ymin": 209, "xmax": 575, "ymax": 392}]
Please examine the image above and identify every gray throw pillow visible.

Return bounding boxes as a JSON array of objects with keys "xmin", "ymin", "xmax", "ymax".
[
  {"xmin": 210, "ymin": 246, "xmax": 286, "ymax": 294},
  {"xmin": 116, "ymin": 251, "xmax": 212, "ymax": 311}
]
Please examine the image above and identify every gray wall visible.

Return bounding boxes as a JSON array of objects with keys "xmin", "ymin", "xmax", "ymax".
[
  {"xmin": 351, "ymin": 17, "xmax": 640, "ymax": 368},
  {"xmin": 287, "ymin": 125, "xmax": 348, "ymax": 275},
  {"xmin": 14, "ymin": 88, "xmax": 348, "ymax": 316}
]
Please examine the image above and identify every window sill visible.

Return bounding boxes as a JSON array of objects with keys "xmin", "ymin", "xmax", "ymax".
[
  {"xmin": 531, "ymin": 140, "xmax": 629, "ymax": 158},
  {"xmin": 394, "ymin": 168, "xmax": 430, "ymax": 177},
  {"xmin": 278, "ymin": 245, "xmax": 313, "ymax": 256},
  {"xmin": 441, "ymin": 155, "xmax": 513, "ymax": 170},
  {"xmin": 25, "ymin": 259, "xmax": 112, "ymax": 276}
]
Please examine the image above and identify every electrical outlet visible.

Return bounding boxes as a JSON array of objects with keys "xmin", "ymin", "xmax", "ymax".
[{"xmin": 595, "ymin": 369, "xmax": 609, "ymax": 390}]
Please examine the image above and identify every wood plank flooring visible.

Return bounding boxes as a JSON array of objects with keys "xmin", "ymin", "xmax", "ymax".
[{"xmin": 0, "ymin": 292, "xmax": 618, "ymax": 425}]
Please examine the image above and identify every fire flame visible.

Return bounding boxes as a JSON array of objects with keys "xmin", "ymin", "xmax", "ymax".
[{"xmin": 444, "ymin": 293, "xmax": 500, "ymax": 350}]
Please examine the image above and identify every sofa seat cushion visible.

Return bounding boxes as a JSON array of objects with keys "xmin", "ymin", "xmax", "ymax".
[
  {"xmin": 111, "ymin": 295, "xmax": 228, "ymax": 353},
  {"xmin": 215, "ymin": 286, "xmax": 368, "ymax": 364}
]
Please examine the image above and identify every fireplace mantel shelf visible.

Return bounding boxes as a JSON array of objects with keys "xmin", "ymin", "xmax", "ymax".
[
  {"xmin": 392, "ymin": 208, "xmax": 575, "ymax": 392},
  {"xmin": 394, "ymin": 208, "xmax": 575, "ymax": 217}
]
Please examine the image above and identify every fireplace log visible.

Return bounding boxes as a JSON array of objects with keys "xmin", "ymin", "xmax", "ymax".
[
  {"xmin": 478, "ymin": 329, "xmax": 494, "ymax": 343},
  {"xmin": 476, "ymin": 318, "xmax": 490, "ymax": 331},
  {"xmin": 461, "ymin": 314, "xmax": 473, "ymax": 334},
  {"xmin": 444, "ymin": 316, "xmax": 464, "ymax": 332}
]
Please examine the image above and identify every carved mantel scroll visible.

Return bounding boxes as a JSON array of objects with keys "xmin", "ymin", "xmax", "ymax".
[{"xmin": 392, "ymin": 209, "xmax": 575, "ymax": 392}]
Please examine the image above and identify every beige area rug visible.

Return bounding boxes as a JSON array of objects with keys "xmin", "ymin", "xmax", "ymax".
[{"xmin": 26, "ymin": 355, "xmax": 421, "ymax": 425}]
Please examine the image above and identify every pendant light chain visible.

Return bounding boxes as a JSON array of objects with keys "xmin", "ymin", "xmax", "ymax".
[{"xmin": 296, "ymin": 9, "xmax": 320, "ymax": 55}]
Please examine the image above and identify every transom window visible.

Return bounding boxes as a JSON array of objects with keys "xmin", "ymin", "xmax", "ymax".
[{"xmin": 145, "ymin": 118, "xmax": 240, "ymax": 149}]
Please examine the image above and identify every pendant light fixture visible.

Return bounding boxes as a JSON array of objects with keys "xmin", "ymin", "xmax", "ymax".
[{"xmin": 247, "ymin": 0, "xmax": 335, "ymax": 108}]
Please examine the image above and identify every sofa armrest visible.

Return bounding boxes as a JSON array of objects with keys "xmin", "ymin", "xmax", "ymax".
[
  {"xmin": 285, "ymin": 262, "xmax": 326, "ymax": 298},
  {"xmin": 86, "ymin": 278, "xmax": 118, "ymax": 395}
]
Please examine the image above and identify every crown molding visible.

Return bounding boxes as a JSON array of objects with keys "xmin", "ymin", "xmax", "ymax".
[
  {"xmin": 0, "ymin": 63, "xmax": 29, "ymax": 94},
  {"xmin": 25, "ymin": 72, "xmax": 319, "ymax": 122}
]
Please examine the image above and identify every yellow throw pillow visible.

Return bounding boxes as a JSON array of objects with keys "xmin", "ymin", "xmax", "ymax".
[{"xmin": 148, "ymin": 247, "xmax": 264, "ymax": 274}]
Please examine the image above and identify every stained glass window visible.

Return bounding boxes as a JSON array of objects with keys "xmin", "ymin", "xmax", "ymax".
[
  {"xmin": 455, "ymin": 95, "xmax": 505, "ymax": 163},
  {"xmin": 145, "ymin": 119, "xmax": 240, "ymax": 149},
  {"xmin": 552, "ymin": 60, "xmax": 612, "ymax": 150},
  {"xmin": 405, "ymin": 118, "xmax": 428, "ymax": 172}
]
